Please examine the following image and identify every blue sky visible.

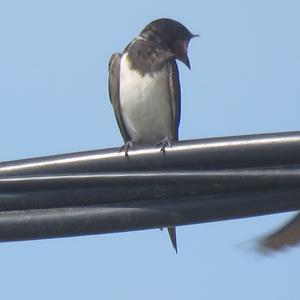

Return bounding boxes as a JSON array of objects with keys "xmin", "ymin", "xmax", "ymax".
[{"xmin": 0, "ymin": 0, "xmax": 299, "ymax": 299}]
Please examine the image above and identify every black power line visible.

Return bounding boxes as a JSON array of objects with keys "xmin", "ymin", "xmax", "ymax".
[{"xmin": 0, "ymin": 131, "xmax": 300, "ymax": 242}]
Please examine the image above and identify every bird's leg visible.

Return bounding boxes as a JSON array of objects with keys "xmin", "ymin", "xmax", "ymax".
[
  {"xmin": 119, "ymin": 141, "xmax": 134, "ymax": 158},
  {"xmin": 156, "ymin": 136, "xmax": 173, "ymax": 153}
]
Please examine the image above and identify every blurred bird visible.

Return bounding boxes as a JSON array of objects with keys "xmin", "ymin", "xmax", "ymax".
[
  {"xmin": 258, "ymin": 212, "xmax": 300, "ymax": 252},
  {"xmin": 108, "ymin": 18, "xmax": 197, "ymax": 252}
]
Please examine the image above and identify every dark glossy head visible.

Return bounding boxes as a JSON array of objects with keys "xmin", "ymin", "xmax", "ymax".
[{"xmin": 139, "ymin": 18, "xmax": 198, "ymax": 69}]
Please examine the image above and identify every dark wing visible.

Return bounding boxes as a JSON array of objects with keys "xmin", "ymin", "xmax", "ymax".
[
  {"xmin": 108, "ymin": 53, "xmax": 130, "ymax": 143},
  {"xmin": 167, "ymin": 59, "xmax": 181, "ymax": 141},
  {"xmin": 259, "ymin": 213, "xmax": 300, "ymax": 252}
]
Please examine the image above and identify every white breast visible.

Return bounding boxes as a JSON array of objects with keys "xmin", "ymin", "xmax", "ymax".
[{"xmin": 119, "ymin": 53, "xmax": 173, "ymax": 144}]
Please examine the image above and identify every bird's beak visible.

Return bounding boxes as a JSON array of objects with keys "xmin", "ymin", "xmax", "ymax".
[
  {"xmin": 180, "ymin": 54, "xmax": 191, "ymax": 69},
  {"xmin": 175, "ymin": 39, "xmax": 191, "ymax": 69},
  {"xmin": 176, "ymin": 35, "xmax": 199, "ymax": 70}
]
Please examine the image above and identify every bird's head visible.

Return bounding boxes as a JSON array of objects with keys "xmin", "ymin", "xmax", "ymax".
[{"xmin": 139, "ymin": 18, "xmax": 198, "ymax": 69}]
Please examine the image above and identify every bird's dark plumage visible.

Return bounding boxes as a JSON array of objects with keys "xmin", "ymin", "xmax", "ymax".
[
  {"xmin": 108, "ymin": 53, "xmax": 131, "ymax": 142},
  {"xmin": 108, "ymin": 18, "xmax": 196, "ymax": 252}
]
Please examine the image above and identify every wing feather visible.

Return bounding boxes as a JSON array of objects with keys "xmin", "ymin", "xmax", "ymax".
[
  {"xmin": 259, "ymin": 213, "xmax": 300, "ymax": 251},
  {"xmin": 167, "ymin": 59, "xmax": 181, "ymax": 141},
  {"xmin": 108, "ymin": 53, "xmax": 130, "ymax": 142}
]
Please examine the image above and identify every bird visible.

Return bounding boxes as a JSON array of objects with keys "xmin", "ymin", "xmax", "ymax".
[
  {"xmin": 108, "ymin": 18, "xmax": 197, "ymax": 252},
  {"xmin": 258, "ymin": 212, "xmax": 300, "ymax": 253}
]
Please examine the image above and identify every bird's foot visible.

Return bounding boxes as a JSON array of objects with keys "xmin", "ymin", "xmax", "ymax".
[
  {"xmin": 119, "ymin": 141, "xmax": 134, "ymax": 158},
  {"xmin": 156, "ymin": 136, "xmax": 173, "ymax": 153}
]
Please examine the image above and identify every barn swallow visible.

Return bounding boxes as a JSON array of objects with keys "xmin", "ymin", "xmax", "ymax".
[{"xmin": 108, "ymin": 18, "xmax": 197, "ymax": 252}]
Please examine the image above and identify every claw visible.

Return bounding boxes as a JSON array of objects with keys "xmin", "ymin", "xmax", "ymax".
[
  {"xmin": 156, "ymin": 136, "xmax": 173, "ymax": 153},
  {"xmin": 119, "ymin": 141, "xmax": 134, "ymax": 158}
]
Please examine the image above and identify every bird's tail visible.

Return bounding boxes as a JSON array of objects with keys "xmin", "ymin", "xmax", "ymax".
[{"xmin": 167, "ymin": 226, "xmax": 177, "ymax": 253}]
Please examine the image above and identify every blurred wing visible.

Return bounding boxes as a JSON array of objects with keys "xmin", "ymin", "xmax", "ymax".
[
  {"xmin": 167, "ymin": 59, "xmax": 181, "ymax": 141},
  {"xmin": 259, "ymin": 212, "xmax": 300, "ymax": 251},
  {"xmin": 108, "ymin": 53, "xmax": 130, "ymax": 143}
]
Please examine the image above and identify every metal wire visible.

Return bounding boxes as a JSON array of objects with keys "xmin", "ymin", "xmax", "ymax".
[{"xmin": 0, "ymin": 131, "xmax": 300, "ymax": 242}]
